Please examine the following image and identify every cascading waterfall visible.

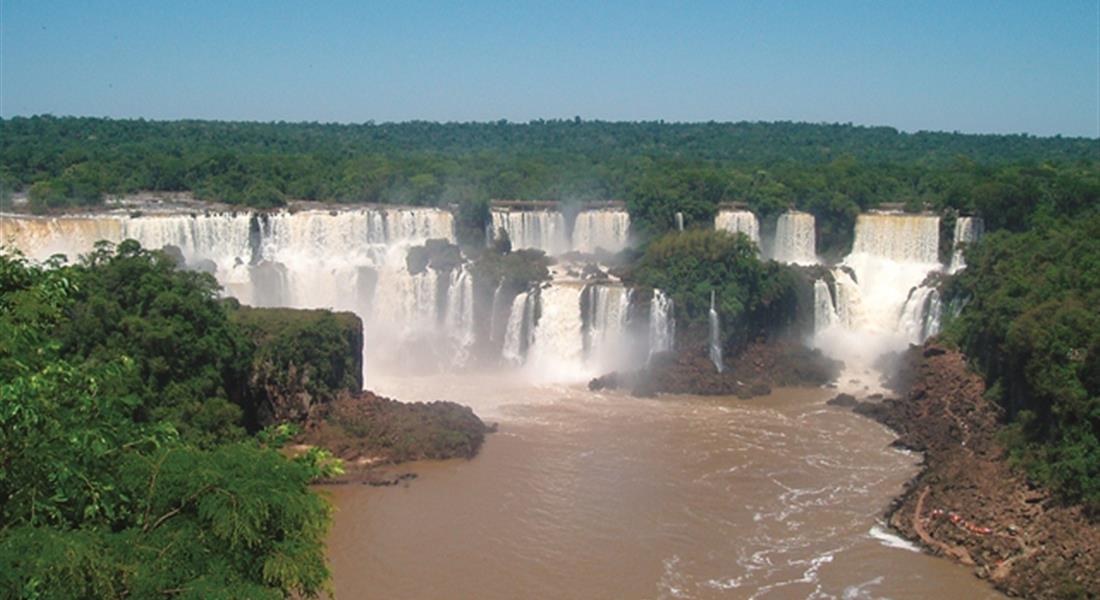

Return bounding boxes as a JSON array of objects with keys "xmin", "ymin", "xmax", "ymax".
[
  {"xmin": 830, "ymin": 268, "xmax": 863, "ymax": 329},
  {"xmin": 571, "ymin": 210, "xmax": 631, "ymax": 254},
  {"xmin": 949, "ymin": 216, "xmax": 984, "ymax": 273},
  {"xmin": 502, "ymin": 291, "xmax": 532, "ymax": 365},
  {"xmin": 714, "ymin": 210, "xmax": 760, "ymax": 245},
  {"xmin": 525, "ymin": 283, "xmax": 587, "ymax": 378},
  {"xmin": 674, "ymin": 212, "xmax": 684, "ymax": 231},
  {"xmin": 2, "ymin": 207, "xmax": 471, "ymax": 375},
  {"xmin": 443, "ymin": 267, "xmax": 476, "ymax": 361},
  {"xmin": 0, "ymin": 215, "xmax": 125, "ymax": 259},
  {"xmin": 770, "ymin": 211, "xmax": 816, "ymax": 264},
  {"xmin": 812, "ymin": 279, "xmax": 837, "ymax": 334},
  {"xmin": 648, "ymin": 289, "xmax": 675, "ymax": 359},
  {"xmin": 850, "ymin": 213, "xmax": 939, "ymax": 263},
  {"xmin": 487, "ymin": 283, "xmax": 505, "ymax": 344},
  {"xmin": 490, "ymin": 209, "xmax": 568, "ymax": 255},
  {"xmin": 489, "ymin": 208, "xmax": 631, "ymax": 256},
  {"xmin": 814, "ymin": 212, "xmax": 943, "ymax": 390},
  {"xmin": 582, "ymin": 284, "xmax": 632, "ymax": 364},
  {"xmin": 709, "ymin": 290, "xmax": 723, "ymax": 373},
  {"xmin": 898, "ymin": 286, "xmax": 942, "ymax": 344}
]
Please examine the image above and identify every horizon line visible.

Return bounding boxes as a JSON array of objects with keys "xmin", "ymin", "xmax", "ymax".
[{"xmin": 4, "ymin": 113, "xmax": 1097, "ymax": 141}]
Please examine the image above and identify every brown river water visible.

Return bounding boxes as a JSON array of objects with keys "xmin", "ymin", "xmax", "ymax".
[{"xmin": 322, "ymin": 374, "xmax": 1004, "ymax": 599}]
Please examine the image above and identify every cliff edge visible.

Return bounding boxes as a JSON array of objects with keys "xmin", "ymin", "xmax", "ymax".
[{"xmin": 847, "ymin": 344, "xmax": 1099, "ymax": 598}]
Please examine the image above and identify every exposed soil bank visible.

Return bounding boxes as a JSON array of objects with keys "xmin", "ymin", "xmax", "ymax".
[
  {"xmin": 590, "ymin": 339, "xmax": 840, "ymax": 398},
  {"xmin": 839, "ymin": 344, "xmax": 1099, "ymax": 598}
]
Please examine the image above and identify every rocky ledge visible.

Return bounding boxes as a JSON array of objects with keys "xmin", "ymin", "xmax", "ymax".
[
  {"xmin": 590, "ymin": 339, "xmax": 840, "ymax": 398},
  {"xmin": 297, "ymin": 389, "xmax": 493, "ymax": 483},
  {"xmin": 835, "ymin": 344, "xmax": 1099, "ymax": 598},
  {"xmin": 231, "ymin": 305, "xmax": 493, "ymax": 483}
]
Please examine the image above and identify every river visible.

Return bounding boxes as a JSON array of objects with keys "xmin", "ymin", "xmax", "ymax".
[{"xmin": 322, "ymin": 374, "xmax": 1004, "ymax": 599}]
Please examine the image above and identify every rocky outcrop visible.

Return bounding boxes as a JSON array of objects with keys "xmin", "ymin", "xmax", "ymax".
[
  {"xmin": 230, "ymin": 306, "xmax": 364, "ymax": 429},
  {"xmin": 843, "ymin": 344, "xmax": 1100, "ymax": 598},
  {"xmin": 590, "ymin": 340, "xmax": 840, "ymax": 398},
  {"xmin": 297, "ymin": 389, "xmax": 492, "ymax": 477},
  {"xmin": 231, "ymin": 305, "xmax": 492, "ymax": 478}
]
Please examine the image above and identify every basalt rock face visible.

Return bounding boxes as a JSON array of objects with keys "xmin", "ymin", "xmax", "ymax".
[
  {"xmin": 590, "ymin": 340, "xmax": 840, "ymax": 398},
  {"xmin": 848, "ymin": 343, "xmax": 1100, "ymax": 598},
  {"xmin": 230, "ymin": 306, "xmax": 364, "ymax": 429}
]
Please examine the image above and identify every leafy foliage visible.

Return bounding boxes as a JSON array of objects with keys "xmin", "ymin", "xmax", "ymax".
[
  {"xmin": 631, "ymin": 229, "xmax": 798, "ymax": 348},
  {"xmin": 3, "ymin": 117, "xmax": 1097, "ymax": 258},
  {"xmin": 944, "ymin": 213, "xmax": 1100, "ymax": 508},
  {"xmin": 231, "ymin": 306, "xmax": 363, "ymax": 428},
  {"xmin": 0, "ymin": 246, "xmax": 333, "ymax": 598}
]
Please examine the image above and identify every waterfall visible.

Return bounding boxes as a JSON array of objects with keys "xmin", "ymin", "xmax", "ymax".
[
  {"xmin": 813, "ymin": 212, "xmax": 944, "ymax": 391},
  {"xmin": 2, "ymin": 207, "xmax": 466, "ymax": 375},
  {"xmin": 813, "ymin": 279, "xmax": 837, "ymax": 334},
  {"xmin": 648, "ymin": 289, "xmax": 675, "ymax": 359},
  {"xmin": 2, "ymin": 206, "xmax": 647, "ymax": 381},
  {"xmin": 770, "ymin": 211, "xmax": 816, "ymax": 264},
  {"xmin": 443, "ymin": 267, "xmax": 476, "ymax": 361},
  {"xmin": 572, "ymin": 209, "xmax": 631, "ymax": 254},
  {"xmin": 949, "ymin": 216, "xmax": 984, "ymax": 273},
  {"xmin": 830, "ymin": 268, "xmax": 863, "ymax": 329},
  {"xmin": 851, "ymin": 213, "xmax": 940, "ymax": 263},
  {"xmin": 898, "ymin": 286, "xmax": 942, "ymax": 344},
  {"xmin": 709, "ymin": 290, "xmax": 723, "ymax": 373},
  {"xmin": 526, "ymin": 283, "xmax": 586, "ymax": 378},
  {"xmin": 487, "ymin": 282, "xmax": 505, "ymax": 344},
  {"xmin": 674, "ymin": 212, "xmax": 684, "ymax": 231},
  {"xmin": 714, "ymin": 210, "xmax": 760, "ymax": 245},
  {"xmin": 582, "ymin": 284, "xmax": 632, "ymax": 363},
  {"xmin": 1, "ymin": 215, "xmax": 125, "ymax": 264},
  {"xmin": 490, "ymin": 209, "xmax": 568, "ymax": 255},
  {"xmin": 502, "ymin": 291, "xmax": 531, "ymax": 365}
]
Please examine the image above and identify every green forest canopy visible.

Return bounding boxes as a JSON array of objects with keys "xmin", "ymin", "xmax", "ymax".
[
  {"xmin": 0, "ymin": 243, "xmax": 337, "ymax": 598},
  {"xmin": 2, "ymin": 117, "xmax": 1097, "ymax": 254}
]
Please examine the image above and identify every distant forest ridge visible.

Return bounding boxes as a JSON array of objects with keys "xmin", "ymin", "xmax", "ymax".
[
  {"xmin": 2, "ymin": 116, "xmax": 1097, "ymax": 255},
  {"xmin": 4, "ymin": 116, "xmax": 1097, "ymax": 166}
]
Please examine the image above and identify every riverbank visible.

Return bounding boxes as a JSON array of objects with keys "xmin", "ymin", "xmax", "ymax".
[{"xmin": 838, "ymin": 344, "xmax": 1099, "ymax": 598}]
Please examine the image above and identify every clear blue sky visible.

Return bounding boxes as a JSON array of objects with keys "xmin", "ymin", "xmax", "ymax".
[{"xmin": 2, "ymin": 1, "xmax": 1097, "ymax": 136}]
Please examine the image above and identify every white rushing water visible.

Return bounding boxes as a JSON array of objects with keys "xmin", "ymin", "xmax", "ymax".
[
  {"xmin": 714, "ymin": 210, "xmax": 760, "ymax": 245},
  {"xmin": 2, "ymin": 208, "xmax": 483, "ymax": 376},
  {"xmin": 571, "ymin": 209, "xmax": 631, "ymax": 254},
  {"xmin": 812, "ymin": 279, "xmax": 837, "ymax": 334},
  {"xmin": 949, "ymin": 216, "xmax": 984, "ymax": 273},
  {"xmin": 525, "ymin": 283, "xmax": 587, "ymax": 380},
  {"xmin": 501, "ymin": 290, "xmax": 533, "ymax": 365},
  {"xmin": 489, "ymin": 209, "xmax": 568, "ymax": 255},
  {"xmin": 813, "ymin": 213, "xmax": 944, "ymax": 390},
  {"xmin": 770, "ymin": 211, "xmax": 816, "ymax": 264},
  {"xmin": 709, "ymin": 290, "xmax": 723, "ymax": 373},
  {"xmin": 648, "ymin": 289, "xmax": 675, "ymax": 359},
  {"xmin": 490, "ymin": 208, "xmax": 631, "ymax": 255},
  {"xmin": 583, "ymin": 284, "xmax": 632, "ymax": 365}
]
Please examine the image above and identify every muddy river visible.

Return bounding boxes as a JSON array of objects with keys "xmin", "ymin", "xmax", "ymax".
[{"xmin": 323, "ymin": 375, "xmax": 1003, "ymax": 599}]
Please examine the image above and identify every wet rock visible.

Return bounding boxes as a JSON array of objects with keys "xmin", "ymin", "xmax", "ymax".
[{"xmin": 827, "ymin": 393, "xmax": 858, "ymax": 407}]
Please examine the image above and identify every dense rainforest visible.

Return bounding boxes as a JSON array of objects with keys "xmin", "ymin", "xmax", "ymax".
[
  {"xmin": 943, "ymin": 212, "xmax": 1100, "ymax": 510},
  {"xmin": 0, "ymin": 242, "xmax": 346, "ymax": 598},
  {"xmin": 2, "ymin": 116, "xmax": 1098, "ymax": 255}
]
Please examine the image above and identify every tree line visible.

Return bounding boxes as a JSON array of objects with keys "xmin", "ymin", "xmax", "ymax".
[{"xmin": 2, "ymin": 116, "xmax": 1097, "ymax": 256}]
